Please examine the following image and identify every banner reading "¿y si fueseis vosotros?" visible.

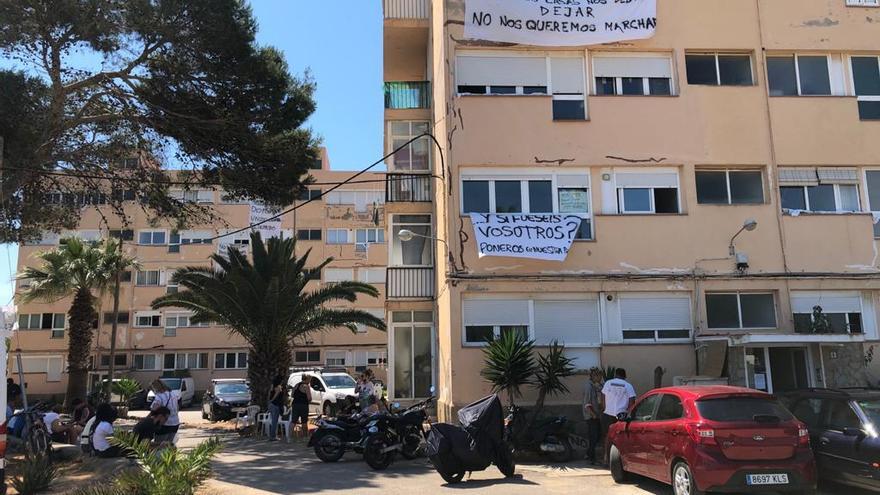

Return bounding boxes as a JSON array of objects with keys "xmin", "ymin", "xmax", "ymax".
[{"xmin": 465, "ymin": 0, "xmax": 657, "ymax": 47}]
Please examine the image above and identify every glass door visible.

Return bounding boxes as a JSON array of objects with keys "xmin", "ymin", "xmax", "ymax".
[
  {"xmin": 391, "ymin": 311, "xmax": 434, "ymax": 399},
  {"xmin": 745, "ymin": 347, "xmax": 771, "ymax": 393}
]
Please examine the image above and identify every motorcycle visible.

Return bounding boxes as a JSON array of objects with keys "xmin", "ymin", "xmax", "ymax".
[
  {"xmin": 505, "ymin": 405, "xmax": 573, "ymax": 463},
  {"xmin": 426, "ymin": 394, "xmax": 515, "ymax": 484},
  {"xmin": 362, "ymin": 397, "xmax": 434, "ymax": 470},
  {"xmin": 309, "ymin": 407, "xmax": 372, "ymax": 462}
]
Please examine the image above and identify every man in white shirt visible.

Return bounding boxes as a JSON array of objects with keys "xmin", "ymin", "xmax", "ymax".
[
  {"xmin": 42, "ymin": 407, "xmax": 75, "ymax": 444},
  {"xmin": 600, "ymin": 368, "xmax": 636, "ymax": 466}
]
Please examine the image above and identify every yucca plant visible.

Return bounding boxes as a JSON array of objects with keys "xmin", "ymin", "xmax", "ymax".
[
  {"xmin": 480, "ymin": 331, "xmax": 536, "ymax": 408},
  {"xmin": 11, "ymin": 455, "xmax": 57, "ymax": 495},
  {"xmin": 531, "ymin": 340, "xmax": 577, "ymax": 421},
  {"xmin": 112, "ymin": 378, "xmax": 142, "ymax": 416},
  {"xmin": 71, "ymin": 431, "xmax": 222, "ymax": 495}
]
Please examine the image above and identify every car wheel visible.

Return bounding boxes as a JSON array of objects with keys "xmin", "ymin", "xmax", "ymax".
[
  {"xmin": 322, "ymin": 401, "xmax": 332, "ymax": 417},
  {"xmin": 672, "ymin": 462, "xmax": 704, "ymax": 495},
  {"xmin": 609, "ymin": 445, "xmax": 629, "ymax": 484}
]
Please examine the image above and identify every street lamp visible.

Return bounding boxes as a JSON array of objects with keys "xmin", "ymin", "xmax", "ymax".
[
  {"xmin": 398, "ymin": 229, "xmax": 447, "ymax": 247},
  {"xmin": 728, "ymin": 218, "xmax": 758, "ymax": 256}
]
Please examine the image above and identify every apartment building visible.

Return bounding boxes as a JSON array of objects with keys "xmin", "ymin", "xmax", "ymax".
[
  {"xmin": 383, "ymin": 0, "xmax": 880, "ymax": 420},
  {"xmin": 12, "ymin": 149, "xmax": 389, "ymax": 399}
]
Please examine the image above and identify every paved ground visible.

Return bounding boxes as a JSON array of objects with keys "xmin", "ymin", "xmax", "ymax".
[{"xmin": 170, "ymin": 410, "xmax": 859, "ymax": 495}]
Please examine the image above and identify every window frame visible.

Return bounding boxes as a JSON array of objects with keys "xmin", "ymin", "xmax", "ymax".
[
  {"xmin": 794, "ymin": 311, "xmax": 863, "ymax": 334},
  {"xmin": 685, "ymin": 52, "xmax": 755, "ymax": 86},
  {"xmin": 618, "ymin": 293, "xmax": 693, "ymax": 344},
  {"xmin": 135, "ymin": 269, "xmax": 163, "ymax": 287},
  {"xmin": 848, "ymin": 54, "xmax": 880, "ymax": 120},
  {"xmin": 137, "ymin": 229, "xmax": 167, "ymax": 246},
  {"xmin": 767, "ymin": 53, "xmax": 837, "ymax": 97},
  {"xmin": 590, "ymin": 52, "xmax": 676, "ymax": 96},
  {"xmin": 133, "ymin": 353, "xmax": 159, "ymax": 371},
  {"xmin": 390, "ymin": 214, "xmax": 434, "ymax": 267},
  {"xmin": 695, "ymin": 169, "xmax": 765, "ymax": 205},
  {"xmin": 214, "ymin": 352, "xmax": 248, "ymax": 370},
  {"xmin": 325, "ymin": 350, "xmax": 348, "ymax": 367},
  {"xmin": 613, "ymin": 170, "xmax": 681, "ymax": 215},
  {"xmin": 706, "ymin": 292, "xmax": 778, "ymax": 330},
  {"xmin": 134, "ymin": 312, "xmax": 162, "ymax": 328},
  {"xmin": 326, "ymin": 229, "xmax": 350, "ymax": 245},
  {"xmin": 780, "ymin": 183, "xmax": 860, "ymax": 213},
  {"xmin": 294, "ymin": 350, "xmax": 321, "ymax": 364},
  {"xmin": 460, "ymin": 169, "xmax": 593, "ymax": 240},
  {"xmin": 296, "ymin": 229, "xmax": 323, "ymax": 241},
  {"xmin": 387, "ymin": 120, "xmax": 432, "ymax": 171}
]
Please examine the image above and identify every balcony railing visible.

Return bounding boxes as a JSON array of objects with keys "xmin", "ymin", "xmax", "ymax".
[
  {"xmin": 386, "ymin": 173, "xmax": 432, "ymax": 202},
  {"xmin": 385, "ymin": 82, "xmax": 431, "ymax": 110},
  {"xmin": 384, "ymin": 0, "xmax": 429, "ymax": 19},
  {"xmin": 387, "ymin": 267, "xmax": 434, "ymax": 299}
]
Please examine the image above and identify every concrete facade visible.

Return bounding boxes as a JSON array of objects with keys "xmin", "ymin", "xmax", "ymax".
[
  {"xmin": 12, "ymin": 150, "xmax": 389, "ymax": 399},
  {"xmin": 383, "ymin": 0, "xmax": 880, "ymax": 420}
]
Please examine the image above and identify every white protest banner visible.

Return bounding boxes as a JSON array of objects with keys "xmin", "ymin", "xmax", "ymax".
[
  {"xmin": 470, "ymin": 213, "xmax": 582, "ymax": 261},
  {"xmin": 465, "ymin": 0, "xmax": 657, "ymax": 47},
  {"xmin": 248, "ymin": 201, "xmax": 282, "ymax": 240}
]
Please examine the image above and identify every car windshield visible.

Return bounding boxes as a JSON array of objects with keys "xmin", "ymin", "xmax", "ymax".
[
  {"xmin": 324, "ymin": 374, "xmax": 356, "ymax": 389},
  {"xmin": 161, "ymin": 378, "xmax": 182, "ymax": 390},
  {"xmin": 215, "ymin": 383, "xmax": 249, "ymax": 395},
  {"xmin": 857, "ymin": 399, "xmax": 880, "ymax": 427},
  {"xmin": 697, "ymin": 397, "xmax": 794, "ymax": 422}
]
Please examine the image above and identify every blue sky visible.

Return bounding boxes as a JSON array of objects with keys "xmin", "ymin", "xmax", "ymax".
[{"xmin": 0, "ymin": 1, "xmax": 385, "ymax": 305}]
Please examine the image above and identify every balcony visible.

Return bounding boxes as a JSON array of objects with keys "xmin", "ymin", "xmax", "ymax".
[
  {"xmin": 385, "ymin": 82, "xmax": 431, "ymax": 110},
  {"xmin": 386, "ymin": 173, "xmax": 432, "ymax": 202},
  {"xmin": 383, "ymin": 0, "xmax": 429, "ymax": 20},
  {"xmin": 387, "ymin": 267, "xmax": 434, "ymax": 299}
]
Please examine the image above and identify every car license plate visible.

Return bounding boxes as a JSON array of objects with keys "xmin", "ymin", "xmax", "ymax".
[
  {"xmin": 232, "ymin": 407, "xmax": 246, "ymax": 413},
  {"xmin": 746, "ymin": 474, "xmax": 789, "ymax": 485}
]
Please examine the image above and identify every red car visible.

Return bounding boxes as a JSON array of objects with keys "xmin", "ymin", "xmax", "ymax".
[{"xmin": 607, "ymin": 386, "xmax": 816, "ymax": 495}]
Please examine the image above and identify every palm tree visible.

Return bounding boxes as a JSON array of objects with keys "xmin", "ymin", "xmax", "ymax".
[
  {"xmin": 481, "ymin": 331, "xmax": 536, "ymax": 409},
  {"xmin": 17, "ymin": 237, "xmax": 138, "ymax": 405},
  {"xmin": 152, "ymin": 232, "xmax": 385, "ymax": 406}
]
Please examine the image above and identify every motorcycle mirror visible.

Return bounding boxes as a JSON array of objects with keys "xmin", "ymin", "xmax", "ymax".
[
  {"xmin": 393, "ymin": 402, "xmax": 401, "ymax": 409},
  {"xmin": 430, "ymin": 386, "xmax": 435, "ymax": 394}
]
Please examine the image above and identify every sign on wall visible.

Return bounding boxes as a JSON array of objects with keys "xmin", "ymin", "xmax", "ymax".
[
  {"xmin": 465, "ymin": 0, "xmax": 657, "ymax": 47},
  {"xmin": 248, "ymin": 201, "xmax": 282, "ymax": 240},
  {"xmin": 470, "ymin": 213, "xmax": 582, "ymax": 261}
]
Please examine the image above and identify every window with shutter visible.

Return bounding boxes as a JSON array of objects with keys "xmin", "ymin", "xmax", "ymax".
[{"xmin": 619, "ymin": 295, "xmax": 692, "ymax": 342}]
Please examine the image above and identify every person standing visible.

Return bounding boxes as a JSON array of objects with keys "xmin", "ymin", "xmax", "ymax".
[
  {"xmin": 291, "ymin": 374, "xmax": 312, "ymax": 439},
  {"xmin": 600, "ymin": 368, "xmax": 636, "ymax": 466},
  {"xmin": 582, "ymin": 367, "xmax": 603, "ymax": 465},
  {"xmin": 267, "ymin": 375, "xmax": 286, "ymax": 441},
  {"xmin": 150, "ymin": 379, "xmax": 180, "ymax": 443}
]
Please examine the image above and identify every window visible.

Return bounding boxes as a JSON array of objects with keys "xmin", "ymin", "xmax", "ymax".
[
  {"xmin": 456, "ymin": 53, "xmax": 585, "ymax": 120},
  {"xmin": 790, "ymin": 398, "xmax": 824, "ymax": 429},
  {"xmin": 463, "ymin": 299, "xmax": 530, "ymax": 345},
  {"xmin": 102, "ymin": 312, "xmax": 130, "ymax": 325},
  {"xmin": 779, "ymin": 168, "xmax": 860, "ymax": 212},
  {"xmin": 169, "ymin": 189, "xmax": 213, "ymax": 204},
  {"xmin": 391, "ymin": 215, "xmax": 432, "ymax": 266},
  {"xmin": 847, "ymin": 0, "xmax": 880, "ymax": 6},
  {"xmin": 297, "ymin": 188, "xmax": 323, "ymax": 201},
  {"xmin": 768, "ymin": 54, "xmax": 845, "ymax": 96},
  {"xmin": 138, "ymin": 230, "xmax": 166, "ymax": 245},
  {"xmin": 824, "ymin": 400, "xmax": 862, "ymax": 431},
  {"xmin": 593, "ymin": 54, "xmax": 674, "ymax": 96},
  {"xmin": 18, "ymin": 313, "xmax": 65, "ymax": 338},
  {"xmin": 111, "ymin": 189, "xmax": 136, "ymax": 202},
  {"xmin": 297, "ymin": 229, "xmax": 322, "ymax": 241},
  {"xmin": 706, "ymin": 293, "xmax": 776, "ymax": 329},
  {"xmin": 325, "ymin": 351, "xmax": 348, "ymax": 367},
  {"xmin": 134, "ymin": 312, "xmax": 162, "ymax": 328},
  {"xmin": 166, "ymin": 282, "xmax": 178, "ymax": 295},
  {"xmin": 791, "ymin": 292, "xmax": 863, "ymax": 334},
  {"xmin": 686, "ymin": 53, "xmax": 753, "ymax": 86},
  {"xmin": 619, "ymin": 294, "xmax": 692, "ymax": 342},
  {"xmin": 355, "ymin": 308, "xmax": 385, "ymax": 334},
  {"xmin": 614, "ymin": 170, "xmax": 680, "ymax": 214},
  {"xmin": 109, "ymin": 229, "xmax": 134, "ymax": 241},
  {"xmin": 98, "ymin": 354, "xmax": 127, "ymax": 368},
  {"xmin": 358, "ymin": 268, "xmax": 386, "ymax": 284},
  {"xmin": 356, "ymin": 229, "xmax": 385, "ymax": 244},
  {"xmin": 324, "ymin": 268, "xmax": 354, "ymax": 283},
  {"xmin": 325, "ymin": 190, "xmax": 385, "ymax": 212},
  {"xmin": 165, "ymin": 352, "xmax": 208, "ymax": 370},
  {"xmin": 655, "ymin": 395, "xmax": 684, "ymax": 421},
  {"xmin": 866, "ymin": 170, "xmax": 880, "ymax": 237},
  {"xmin": 219, "ymin": 193, "xmax": 249, "ymax": 204},
  {"xmin": 696, "ymin": 397, "xmax": 793, "ymax": 422},
  {"xmin": 631, "ymin": 394, "xmax": 660, "ymax": 422},
  {"xmin": 169, "ymin": 230, "xmax": 212, "ymax": 253},
  {"xmin": 327, "ymin": 229, "xmax": 349, "ymax": 245},
  {"xmin": 133, "ymin": 354, "xmax": 158, "ymax": 371},
  {"xmin": 695, "ymin": 170, "xmax": 764, "ymax": 205},
  {"xmin": 355, "ymin": 350, "xmax": 388, "ymax": 367},
  {"xmin": 851, "ymin": 56, "xmax": 880, "ymax": 120},
  {"xmin": 295, "ymin": 350, "xmax": 321, "ymax": 363},
  {"xmin": 164, "ymin": 312, "xmax": 193, "ymax": 337},
  {"xmin": 388, "ymin": 121, "xmax": 431, "ymax": 171},
  {"xmin": 392, "ymin": 311, "xmax": 434, "ymax": 399},
  {"xmin": 136, "ymin": 270, "xmax": 163, "ymax": 286},
  {"xmin": 461, "ymin": 171, "xmax": 593, "ymax": 239},
  {"xmin": 214, "ymin": 352, "xmax": 248, "ymax": 369}
]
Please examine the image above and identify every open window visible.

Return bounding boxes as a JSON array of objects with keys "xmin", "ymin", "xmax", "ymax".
[
  {"xmin": 592, "ymin": 53, "xmax": 674, "ymax": 96},
  {"xmin": 614, "ymin": 170, "xmax": 680, "ymax": 214},
  {"xmin": 779, "ymin": 168, "xmax": 860, "ymax": 213}
]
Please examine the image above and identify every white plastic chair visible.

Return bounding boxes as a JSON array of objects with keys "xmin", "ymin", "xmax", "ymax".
[
  {"xmin": 276, "ymin": 407, "xmax": 293, "ymax": 442},
  {"xmin": 257, "ymin": 412, "xmax": 271, "ymax": 437},
  {"xmin": 234, "ymin": 405, "xmax": 261, "ymax": 430}
]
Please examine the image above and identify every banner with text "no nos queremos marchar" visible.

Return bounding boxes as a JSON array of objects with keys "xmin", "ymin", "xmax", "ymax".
[
  {"xmin": 470, "ymin": 213, "xmax": 582, "ymax": 262},
  {"xmin": 465, "ymin": 0, "xmax": 657, "ymax": 47}
]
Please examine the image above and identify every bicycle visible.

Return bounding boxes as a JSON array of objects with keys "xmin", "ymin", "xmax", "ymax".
[{"xmin": 6, "ymin": 401, "xmax": 53, "ymax": 459}]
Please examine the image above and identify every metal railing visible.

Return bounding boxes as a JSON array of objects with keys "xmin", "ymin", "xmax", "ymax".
[
  {"xmin": 384, "ymin": 0, "xmax": 430, "ymax": 19},
  {"xmin": 387, "ymin": 267, "xmax": 435, "ymax": 299},
  {"xmin": 386, "ymin": 173, "xmax": 432, "ymax": 202},
  {"xmin": 384, "ymin": 81, "xmax": 431, "ymax": 109}
]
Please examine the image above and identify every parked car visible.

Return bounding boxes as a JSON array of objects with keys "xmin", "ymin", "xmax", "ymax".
[
  {"xmin": 781, "ymin": 388, "xmax": 880, "ymax": 491},
  {"xmin": 288, "ymin": 368, "xmax": 357, "ymax": 417},
  {"xmin": 146, "ymin": 377, "xmax": 196, "ymax": 408},
  {"xmin": 607, "ymin": 386, "xmax": 816, "ymax": 495},
  {"xmin": 202, "ymin": 379, "xmax": 251, "ymax": 421}
]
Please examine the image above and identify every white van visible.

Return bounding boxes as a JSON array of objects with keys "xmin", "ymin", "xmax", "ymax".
[
  {"xmin": 287, "ymin": 369, "xmax": 357, "ymax": 416},
  {"xmin": 146, "ymin": 377, "xmax": 196, "ymax": 408}
]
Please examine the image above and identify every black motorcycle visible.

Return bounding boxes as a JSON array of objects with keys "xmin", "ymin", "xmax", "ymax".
[
  {"xmin": 362, "ymin": 397, "xmax": 434, "ymax": 470},
  {"xmin": 426, "ymin": 394, "xmax": 516, "ymax": 484},
  {"xmin": 309, "ymin": 397, "xmax": 369, "ymax": 462},
  {"xmin": 505, "ymin": 405, "xmax": 574, "ymax": 463}
]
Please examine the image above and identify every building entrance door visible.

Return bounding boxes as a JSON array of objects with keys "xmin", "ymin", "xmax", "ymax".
[{"xmin": 745, "ymin": 346, "xmax": 811, "ymax": 394}]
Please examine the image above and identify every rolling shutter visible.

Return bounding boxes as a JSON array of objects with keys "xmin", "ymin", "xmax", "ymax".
[
  {"xmin": 550, "ymin": 57, "xmax": 585, "ymax": 94},
  {"xmin": 462, "ymin": 299, "xmax": 530, "ymax": 326},
  {"xmin": 615, "ymin": 172, "xmax": 679, "ymax": 188},
  {"xmin": 457, "ymin": 56, "xmax": 548, "ymax": 87},
  {"xmin": 533, "ymin": 300, "xmax": 601, "ymax": 346},
  {"xmin": 791, "ymin": 291, "xmax": 862, "ymax": 314},
  {"xmin": 593, "ymin": 56, "xmax": 672, "ymax": 79},
  {"xmin": 620, "ymin": 295, "xmax": 692, "ymax": 330}
]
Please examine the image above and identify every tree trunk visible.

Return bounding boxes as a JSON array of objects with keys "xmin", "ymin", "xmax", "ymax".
[
  {"xmin": 247, "ymin": 337, "xmax": 293, "ymax": 410},
  {"xmin": 65, "ymin": 287, "xmax": 96, "ymax": 408}
]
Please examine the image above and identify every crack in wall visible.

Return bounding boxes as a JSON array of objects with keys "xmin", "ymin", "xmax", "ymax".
[
  {"xmin": 534, "ymin": 157, "xmax": 575, "ymax": 166},
  {"xmin": 606, "ymin": 155, "xmax": 667, "ymax": 164}
]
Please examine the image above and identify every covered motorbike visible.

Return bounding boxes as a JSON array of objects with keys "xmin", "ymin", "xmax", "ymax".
[{"xmin": 426, "ymin": 394, "xmax": 515, "ymax": 484}]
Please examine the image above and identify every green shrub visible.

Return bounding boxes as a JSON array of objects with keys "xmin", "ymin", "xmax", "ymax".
[{"xmin": 11, "ymin": 455, "xmax": 57, "ymax": 495}]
